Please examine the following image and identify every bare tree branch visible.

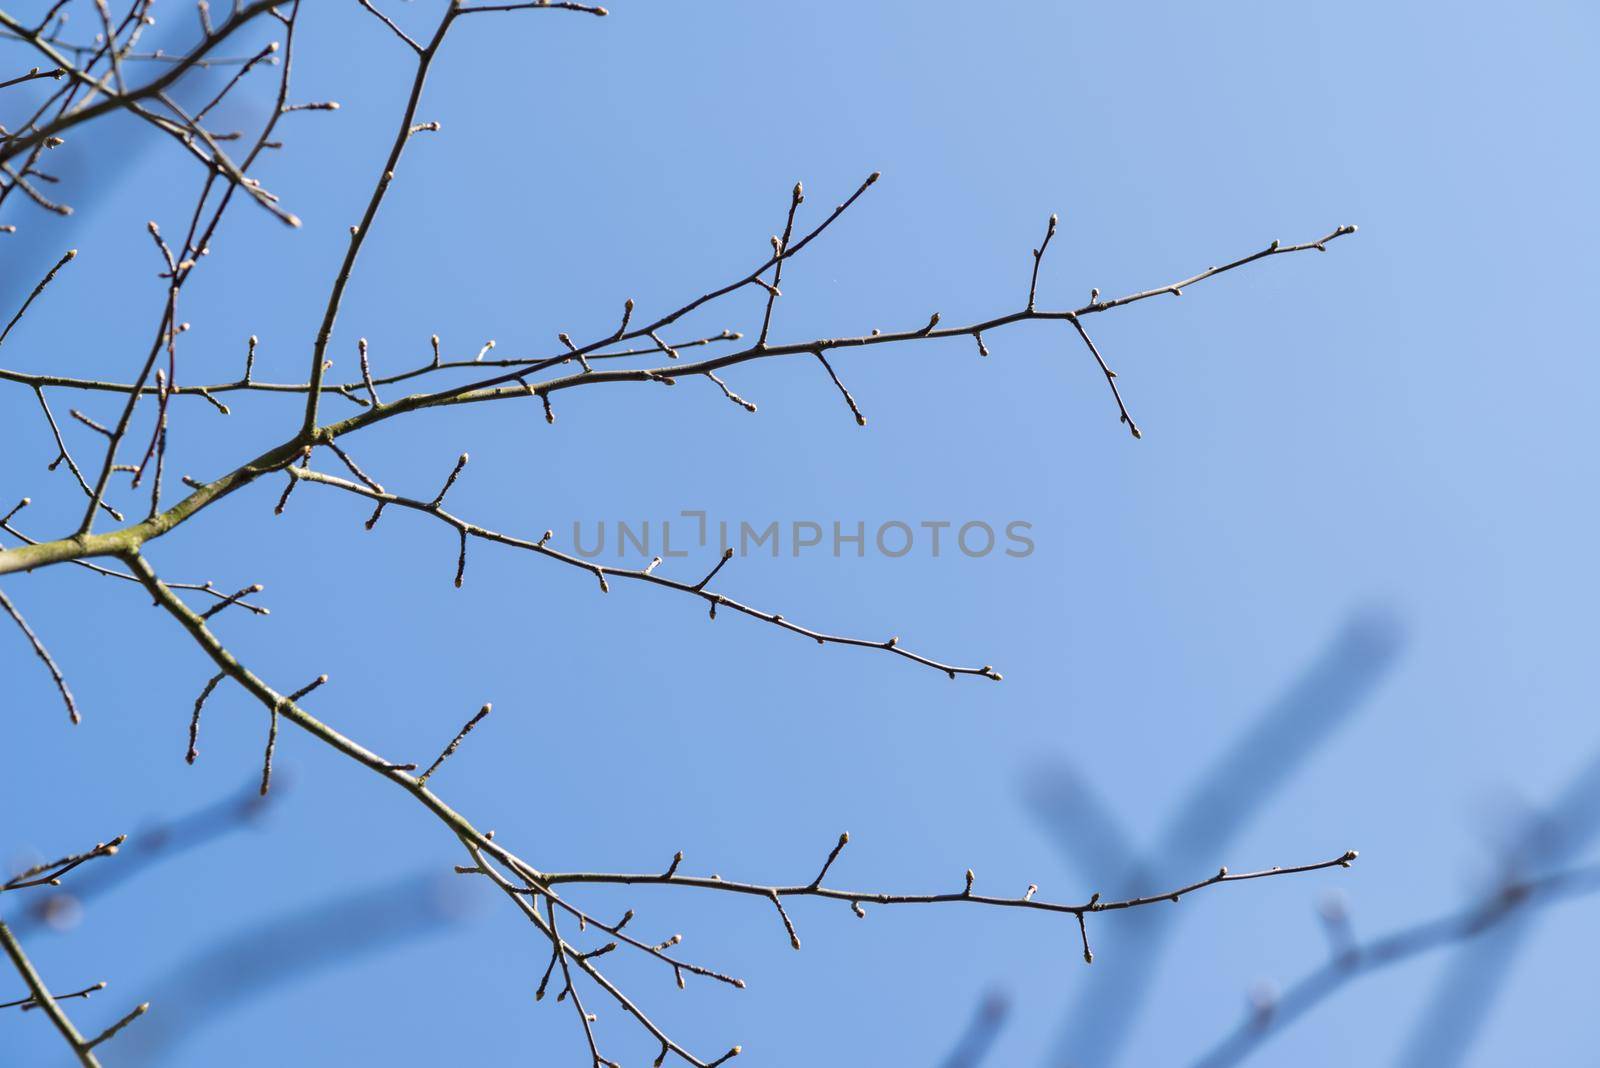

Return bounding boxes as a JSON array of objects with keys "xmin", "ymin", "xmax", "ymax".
[
  {"xmin": 285, "ymin": 465, "xmax": 1004, "ymax": 679},
  {"xmin": 0, "ymin": 919, "xmax": 102, "ymax": 1067},
  {"xmin": 1, "ymin": 836, "xmax": 145, "ymax": 1066},
  {"xmin": 0, "ymin": 4, "xmax": 1370, "ymax": 1061}
]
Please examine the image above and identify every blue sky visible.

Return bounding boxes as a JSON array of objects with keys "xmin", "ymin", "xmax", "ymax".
[{"xmin": 3, "ymin": 2, "xmax": 1598, "ymax": 1065}]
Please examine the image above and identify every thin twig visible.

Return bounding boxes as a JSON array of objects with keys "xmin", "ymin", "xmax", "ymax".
[
  {"xmin": 417, "ymin": 702, "xmax": 491, "ymax": 786},
  {"xmin": 0, "ymin": 587, "xmax": 79, "ymax": 723},
  {"xmin": 287, "ymin": 468, "xmax": 1004, "ymax": 681}
]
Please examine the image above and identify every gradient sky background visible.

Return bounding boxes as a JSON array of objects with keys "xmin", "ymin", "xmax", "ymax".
[{"xmin": 3, "ymin": 2, "xmax": 1598, "ymax": 1065}]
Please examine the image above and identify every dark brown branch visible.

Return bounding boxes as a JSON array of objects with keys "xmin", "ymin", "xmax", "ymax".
[
  {"xmin": 198, "ymin": 581, "xmax": 263, "ymax": 620},
  {"xmin": 429, "ymin": 225, "xmax": 1357, "ymax": 417},
  {"xmin": 0, "ymin": 66, "xmax": 66, "ymax": 91},
  {"xmin": 814, "ymin": 349, "xmax": 865, "ymax": 426},
  {"xmin": 0, "ymin": 329, "xmax": 746, "ymax": 399},
  {"xmin": 756, "ymin": 181, "xmax": 803, "ymax": 347},
  {"xmin": 540, "ymin": 849, "xmax": 1359, "ymax": 923},
  {"xmin": 417, "ymin": 702, "xmax": 491, "ymax": 786},
  {"xmin": 1, "ymin": 980, "xmax": 104, "ymax": 1012},
  {"xmin": 1, "ymin": 160, "xmax": 72, "ymax": 214},
  {"xmin": 259, "ymin": 703, "xmax": 279, "ymax": 795},
  {"xmin": 122, "ymin": 550, "xmax": 553, "ymax": 914},
  {"xmin": 0, "ymin": 11, "xmax": 1368, "ymax": 1064},
  {"xmin": 357, "ymin": 0, "xmax": 423, "ymax": 53},
  {"xmin": 298, "ymin": 1, "xmax": 470, "ymax": 438},
  {"xmin": 463, "ymin": 842, "xmax": 738, "ymax": 1068},
  {"xmin": 429, "ymin": 451, "xmax": 468, "ymax": 509},
  {"xmin": 187, "ymin": 671, "xmax": 227, "ymax": 764},
  {"xmin": 458, "ymin": 2, "xmax": 609, "ymax": 15},
  {"xmin": 0, "ymin": 248, "xmax": 74, "ymax": 347},
  {"xmin": 5, "ymin": 837, "xmax": 125, "ymax": 892},
  {"xmin": 357, "ymin": 337, "xmax": 380, "ymax": 406},
  {"xmin": 1067, "ymin": 313, "xmax": 1140, "ymax": 439},
  {"xmin": 460, "ymin": 833, "xmax": 1350, "ymax": 1066},
  {"xmin": 811, "ymin": 832, "xmax": 849, "ymax": 888},
  {"xmin": 287, "ymin": 467, "xmax": 1004, "ymax": 681},
  {"xmin": 1028, "ymin": 212, "xmax": 1058, "ymax": 311},
  {"xmin": 34, "ymin": 387, "xmax": 124, "ymax": 522},
  {"xmin": 0, "ymin": 587, "xmax": 79, "ymax": 723}
]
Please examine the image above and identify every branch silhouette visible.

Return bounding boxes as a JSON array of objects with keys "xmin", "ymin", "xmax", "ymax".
[{"xmin": 1, "ymin": 2, "xmax": 1365, "ymax": 1061}]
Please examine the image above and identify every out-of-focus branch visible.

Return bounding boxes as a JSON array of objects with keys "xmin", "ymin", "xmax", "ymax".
[
  {"xmin": 105, "ymin": 871, "xmax": 468, "ymax": 1064},
  {"xmin": 10, "ymin": 780, "xmax": 282, "ymax": 937},
  {"xmin": 937, "ymin": 991, "xmax": 1009, "ymax": 1068},
  {"xmin": 1191, "ymin": 863, "xmax": 1600, "ymax": 1068},
  {"xmin": 1021, "ymin": 610, "xmax": 1402, "ymax": 1068}
]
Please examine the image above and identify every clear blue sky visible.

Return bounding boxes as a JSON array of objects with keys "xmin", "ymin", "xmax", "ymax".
[{"xmin": 3, "ymin": 2, "xmax": 1598, "ymax": 1065}]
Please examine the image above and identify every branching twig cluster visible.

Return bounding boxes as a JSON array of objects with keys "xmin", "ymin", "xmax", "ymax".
[
  {"xmin": 1, "ymin": 2, "xmax": 1362, "ymax": 1062},
  {"xmin": 0, "ymin": 1, "xmax": 294, "ymax": 228},
  {"xmin": 454, "ymin": 837, "xmax": 1355, "ymax": 1068},
  {"xmin": 1, "ymin": 835, "xmax": 146, "ymax": 1066}
]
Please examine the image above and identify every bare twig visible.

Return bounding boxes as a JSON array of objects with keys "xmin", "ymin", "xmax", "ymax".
[
  {"xmin": 417, "ymin": 702, "xmax": 491, "ymax": 786},
  {"xmin": 540, "ymin": 847, "xmax": 1358, "ymax": 926},
  {"xmin": 187, "ymin": 671, "xmax": 227, "ymax": 764},
  {"xmin": 285, "ymin": 467, "xmax": 1004, "ymax": 681},
  {"xmin": 5, "ymin": 836, "xmax": 125, "ymax": 892},
  {"xmin": 0, "ymin": 587, "xmax": 79, "ymax": 723},
  {"xmin": 0, "ymin": 66, "xmax": 65, "ymax": 91},
  {"xmin": 0, "ymin": 248, "xmax": 75, "ymax": 347},
  {"xmin": 1, "ymin": 980, "xmax": 104, "ymax": 1012}
]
